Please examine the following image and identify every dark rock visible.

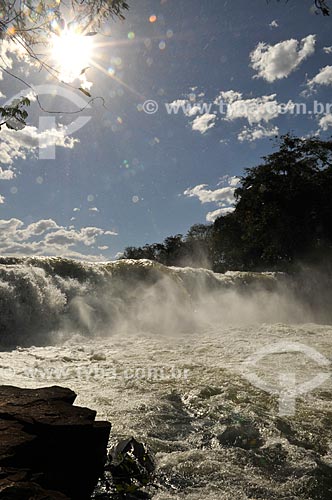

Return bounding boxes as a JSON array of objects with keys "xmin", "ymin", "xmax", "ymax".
[
  {"xmin": 275, "ymin": 418, "xmax": 327, "ymax": 454},
  {"xmin": 0, "ymin": 420, "xmax": 36, "ymax": 465},
  {"xmin": 107, "ymin": 437, "xmax": 155, "ymax": 496},
  {"xmin": 250, "ymin": 443, "xmax": 288, "ymax": 470},
  {"xmin": 0, "ymin": 385, "xmax": 112, "ymax": 499},
  {"xmin": 218, "ymin": 424, "xmax": 263, "ymax": 450},
  {"xmin": 311, "ymin": 457, "xmax": 332, "ymax": 499},
  {"xmin": 0, "ymin": 479, "xmax": 69, "ymax": 499}
]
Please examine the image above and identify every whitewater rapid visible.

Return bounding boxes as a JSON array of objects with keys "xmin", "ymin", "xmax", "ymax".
[{"xmin": 0, "ymin": 258, "xmax": 331, "ymax": 498}]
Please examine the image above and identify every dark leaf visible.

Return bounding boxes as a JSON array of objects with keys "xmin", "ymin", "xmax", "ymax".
[{"xmin": 80, "ymin": 66, "xmax": 90, "ymax": 75}]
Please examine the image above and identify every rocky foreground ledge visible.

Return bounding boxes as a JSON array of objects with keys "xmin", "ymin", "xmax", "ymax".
[{"xmin": 0, "ymin": 385, "xmax": 111, "ymax": 499}]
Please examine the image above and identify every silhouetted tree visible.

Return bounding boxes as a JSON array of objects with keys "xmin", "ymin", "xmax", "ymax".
[
  {"xmin": 314, "ymin": 0, "xmax": 330, "ymax": 15},
  {"xmin": 122, "ymin": 136, "xmax": 332, "ymax": 272},
  {"xmin": 275, "ymin": 0, "xmax": 330, "ymax": 15},
  {"xmin": 213, "ymin": 135, "xmax": 332, "ymax": 270},
  {"xmin": 121, "ymin": 226, "xmax": 214, "ymax": 268}
]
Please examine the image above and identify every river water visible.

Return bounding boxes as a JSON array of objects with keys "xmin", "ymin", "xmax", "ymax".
[{"xmin": 0, "ymin": 258, "xmax": 331, "ymax": 499}]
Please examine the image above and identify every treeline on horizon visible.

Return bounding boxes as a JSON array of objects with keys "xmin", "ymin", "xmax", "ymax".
[{"xmin": 120, "ymin": 135, "xmax": 332, "ymax": 272}]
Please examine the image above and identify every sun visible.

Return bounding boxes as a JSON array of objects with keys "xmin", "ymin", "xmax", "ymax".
[{"xmin": 51, "ymin": 28, "xmax": 94, "ymax": 82}]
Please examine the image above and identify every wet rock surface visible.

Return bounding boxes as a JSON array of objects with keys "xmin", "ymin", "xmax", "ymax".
[
  {"xmin": 217, "ymin": 423, "xmax": 264, "ymax": 450},
  {"xmin": 0, "ymin": 385, "xmax": 111, "ymax": 499}
]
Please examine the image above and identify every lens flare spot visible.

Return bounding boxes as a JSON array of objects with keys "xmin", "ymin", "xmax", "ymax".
[
  {"xmin": 149, "ymin": 15, "xmax": 157, "ymax": 23},
  {"xmin": 7, "ymin": 26, "xmax": 16, "ymax": 36},
  {"xmin": 111, "ymin": 56, "xmax": 122, "ymax": 68}
]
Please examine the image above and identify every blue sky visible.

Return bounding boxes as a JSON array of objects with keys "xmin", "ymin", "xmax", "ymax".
[{"xmin": 0, "ymin": 0, "xmax": 332, "ymax": 260}]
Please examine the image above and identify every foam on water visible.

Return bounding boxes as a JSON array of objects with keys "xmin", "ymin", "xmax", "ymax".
[
  {"xmin": 0, "ymin": 325, "xmax": 331, "ymax": 499},
  {"xmin": 0, "ymin": 257, "xmax": 331, "ymax": 498}
]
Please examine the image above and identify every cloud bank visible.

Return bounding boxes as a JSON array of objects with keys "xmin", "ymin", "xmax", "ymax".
[
  {"xmin": 0, "ymin": 218, "xmax": 117, "ymax": 260},
  {"xmin": 0, "ymin": 126, "xmax": 78, "ymax": 165}
]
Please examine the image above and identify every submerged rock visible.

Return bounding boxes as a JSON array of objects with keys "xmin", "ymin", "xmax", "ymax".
[
  {"xmin": 250, "ymin": 442, "xmax": 288, "ymax": 470},
  {"xmin": 108, "ymin": 437, "xmax": 155, "ymax": 493},
  {"xmin": 218, "ymin": 423, "xmax": 263, "ymax": 450},
  {"xmin": 0, "ymin": 385, "xmax": 111, "ymax": 499}
]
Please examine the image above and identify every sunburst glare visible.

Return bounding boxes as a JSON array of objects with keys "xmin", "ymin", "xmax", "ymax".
[{"xmin": 51, "ymin": 27, "xmax": 94, "ymax": 82}]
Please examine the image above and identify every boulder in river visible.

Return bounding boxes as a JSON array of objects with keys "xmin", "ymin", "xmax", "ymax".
[
  {"xmin": 0, "ymin": 385, "xmax": 111, "ymax": 499},
  {"xmin": 218, "ymin": 423, "xmax": 263, "ymax": 450}
]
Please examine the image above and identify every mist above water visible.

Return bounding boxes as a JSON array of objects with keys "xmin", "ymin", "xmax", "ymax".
[{"xmin": 0, "ymin": 256, "xmax": 330, "ymax": 347}]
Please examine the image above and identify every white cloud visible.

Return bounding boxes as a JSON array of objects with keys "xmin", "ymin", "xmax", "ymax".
[
  {"xmin": 0, "ymin": 39, "xmax": 35, "ymax": 82},
  {"xmin": 166, "ymin": 96, "xmax": 216, "ymax": 134},
  {"xmin": 0, "ymin": 195, "xmax": 5, "ymax": 204},
  {"xmin": 169, "ymin": 85, "xmax": 291, "ymax": 139},
  {"xmin": 215, "ymin": 90, "xmax": 242, "ymax": 105},
  {"xmin": 0, "ymin": 218, "xmax": 117, "ymax": 260},
  {"xmin": 323, "ymin": 46, "xmax": 332, "ymax": 54},
  {"xmin": 218, "ymin": 91, "xmax": 293, "ymax": 125},
  {"xmin": 186, "ymin": 105, "xmax": 202, "ymax": 117},
  {"xmin": 0, "ymin": 40, "xmax": 15, "ymax": 81},
  {"xmin": 0, "ymin": 218, "xmax": 60, "ymax": 242},
  {"xmin": 228, "ymin": 176, "xmax": 240, "ymax": 187},
  {"xmin": 0, "ymin": 125, "xmax": 78, "ymax": 165},
  {"xmin": 191, "ymin": 113, "xmax": 216, "ymax": 134},
  {"xmin": 166, "ymin": 100, "xmax": 188, "ymax": 114},
  {"xmin": 238, "ymin": 125, "xmax": 279, "ymax": 142},
  {"xmin": 19, "ymin": 219, "xmax": 60, "ymax": 239},
  {"xmin": 184, "ymin": 183, "xmax": 236, "ymax": 205},
  {"xmin": 0, "ymin": 218, "xmax": 23, "ymax": 229},
  {"xmin": 44, "ymin": 226, "xmax": 117, "ymax": 247},
  {"xmin": 206, "ymin": 207, "xmax": 235, "ymax": 223},
  {"xmin": 0, "ymin": 167, "xmax": 15, "ymax": 180},
  {"xmin": 89, "ymin": 207, "xmax": 100, "ymax": 212},
  {"xmin": 269, "ymin": 20, "xmax": 279, "ymax": 28},
  {"xmin": 250, "ymin": 35, "xmax": 316, "ymax": 82},
  {"xmin": 318, "ymin": 113, "xmax": 332, "ymax": 131},
  {"xmin": 184, "ymin": 176, "xmax": 240, "ymax": 222},
  {"xmin": 307, "ymin": 65, "xmax": 332, "ymax": 89}
]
